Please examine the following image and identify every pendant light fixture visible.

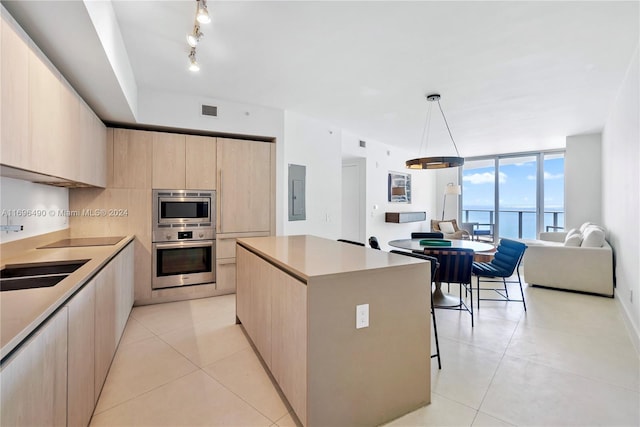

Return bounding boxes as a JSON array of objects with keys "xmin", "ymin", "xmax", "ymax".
[{"xmin": 406, "ymin": 94, "xmax": 464, "ymax": 170}]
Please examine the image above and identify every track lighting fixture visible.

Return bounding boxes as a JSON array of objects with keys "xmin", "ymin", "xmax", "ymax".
[
  {"xmin": 187, "ymin": 24, "xmax": 203, "ymax": 47},
  {"xmin": 188, "ymin": 48, "xmax": 200, "ymax": 72},
  {"xmin": 196, "ymin": 0, "xmax": 211, "ymax": 24}
]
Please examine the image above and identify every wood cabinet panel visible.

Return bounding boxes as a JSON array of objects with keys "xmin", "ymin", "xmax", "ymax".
[
  {"xmin": 271, "ymin": 269, "xmax": 307, "ymax": 424},
  {"xmin": 186, "ymin": 135, "xmax": 216, "ymax": 189},
  {"xmin": 28, "ymin": 48, "xmax": 65, "ymax": 177},
  {"xmin": 236, "ymin": 246, "xmax": 272, "ymax": 366},
  {"xmin": 217, "ymin": 138, "xmax": 272, "ymax": 233},
  {"xmin": 94, "ymin": 261, "xmax": 116, "ymax": 398},
  {"xmin": 67, "ymin": 279, "xmax": 96, "ymax": 426},
  {"xmin": 78, "ymin": 100, "xmax": 106, "ymax": 187},
  {"xmin": 0, "ymin": 308, "xmax": 68, "ymax": 427},
  {"xmin": 112, "ymin": 128, "xmax": 153, "ymax": 189},
  {"xmin": 152, "ymin": 132, "xmax": 186, "ymax": 189},
  {"xmin": 216, "ymin": 258, "xmax": 237, "ymax": 293},
  {"xmin": 1, "ymin": 17, "xmax": 30, "ymax": 169}
]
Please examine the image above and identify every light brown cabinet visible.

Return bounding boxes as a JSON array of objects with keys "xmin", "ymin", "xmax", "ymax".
[
  {"xmin": 112, "ymin": 128, "xmax": 153, "ymax": 189},
  {"xmin": 152, "ymin": 132, "xmax": 186, "ymax": 188},
  {"xmin": 186, "ymin": 135, "xmax": 217, "ymax": 189},
  {"xmin": 0, "ymin": 12, "xmax": 106, "ymax": 187},
  {"xmin": 152, "ymin": 133, "xmax": 216, "ymax": 190},
  {"xmin": 95, "ymin": 243, "xmax": 134, "ymax": 398},
  {"xmin": 0, "ymin": 15, "xmax": 30, "ymax": 169},
  {"xmin": 0, "ymin": 308, "xmax": 68, "ymax": 426},
  {"xmin": 67, "ymin": 279, "xmax": 96, "ymax": 427},
  {"xmin": 217, "ymin": 138, "xmax": 273, "ymax": 233}
]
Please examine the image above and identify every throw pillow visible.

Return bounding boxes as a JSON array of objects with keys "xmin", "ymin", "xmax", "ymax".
[
  {"xmin": 566, "ymin": 228, "xmax": 580, "ymax": 238},
  {"xmin": 581, "ymin": 227, "xmax": 605, "ymax": 248},
  {"xmin": 439, "ymin": 221, "xmax": 455, "ymax": 234},
  {"xmin": 579, "ymin": 222, "xmax": 594, "ymax": 233},
  {"xmin": 564, "ymin": 234, "xmax": 583, "ymax": 247}
]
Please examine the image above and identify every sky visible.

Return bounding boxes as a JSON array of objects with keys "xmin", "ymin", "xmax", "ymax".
[{"xmin": 461, "ymin": 156, "xmax": 564, "ymax": 211}]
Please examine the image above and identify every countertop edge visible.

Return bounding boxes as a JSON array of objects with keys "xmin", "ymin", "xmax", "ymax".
[{"xmin": 1, "ymin": 235, "xmax": 135, "ymax": 361}]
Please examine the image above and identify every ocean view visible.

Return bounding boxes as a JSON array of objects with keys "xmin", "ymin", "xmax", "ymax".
[{"xmin": 461, "ymin": 206, "xmax": 564, "ymax": 240}]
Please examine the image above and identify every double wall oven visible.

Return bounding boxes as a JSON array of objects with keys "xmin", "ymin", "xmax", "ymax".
[{"xmin": 152, "ymin": 189, "xmax": 216, "ymax": 289}]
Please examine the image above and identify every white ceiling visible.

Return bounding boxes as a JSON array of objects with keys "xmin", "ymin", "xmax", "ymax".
[{"xmin": 3, "ymin": 1, "xmax": 639, "ymax": 157}]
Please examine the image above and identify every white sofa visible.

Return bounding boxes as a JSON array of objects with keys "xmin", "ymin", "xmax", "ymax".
[{"xmin": 521, "ymin": 226, "xmax": 614, "ymax": 297}]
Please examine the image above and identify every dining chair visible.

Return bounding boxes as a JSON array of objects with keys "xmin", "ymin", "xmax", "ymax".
[
  {"xmin": 422, "ymin": 247, "xmax": 475, "ymax": 327},
  {"xmin": 368, "ymin": 236, "xmax": 381, "ymax": 250},
  {"xmin": 390, "ymin": 250, "xmax": 441, "ymax": 369},
  {"xmin": 472, "ymin": 238, "xmax": 528, "ymax": 311},
  {"xmin": 336, "ymin": 239, "xmax": 365, "ymax": 247},
  {"xmin": 411, "ymin": 232, "xmax": 444, "ymax": 239}
]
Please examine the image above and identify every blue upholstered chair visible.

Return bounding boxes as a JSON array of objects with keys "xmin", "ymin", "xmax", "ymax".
[
  {"xmin": 472, "ymin": 238, "xmax": 528, "ymax": 310},
  {"xmin": 421, "ymin": 247, "xmax": 475, "ymax": 327}
]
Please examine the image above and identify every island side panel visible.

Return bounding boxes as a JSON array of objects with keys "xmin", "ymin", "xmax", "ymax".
[{"xmin": 306, "ymin": 264, "xmax": 430, "ymax": 427}]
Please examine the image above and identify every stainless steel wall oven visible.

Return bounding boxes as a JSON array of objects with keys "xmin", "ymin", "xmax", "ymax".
[{"xmin": 152, "ymin": 189, "xmax": 216, "ymax": 289}]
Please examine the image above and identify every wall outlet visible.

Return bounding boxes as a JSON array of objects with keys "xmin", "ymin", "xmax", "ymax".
[{"xmin": 356, "ymin": 304, "xmax": 369, "ymax": 329}]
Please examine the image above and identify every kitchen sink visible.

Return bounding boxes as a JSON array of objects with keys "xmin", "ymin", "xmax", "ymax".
[
  {"xmin": 0, "ymin": 259, "xmax": 89, "ymax": 292},
  {"xmin": 0, "ymin": 259, "xmax": 89, "ymax": 278}
]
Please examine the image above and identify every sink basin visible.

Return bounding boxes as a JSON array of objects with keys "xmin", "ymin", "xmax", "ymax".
[
  {"xmin": 0, "ymin": 275, "xmax": 69, "ymax": 292},
  {"xmin": 0, "ymin": 259, "xmax": 89, "ymax": 292},
  {"xmin": 0, "ymin": 259, "xmax": 89, "ymax": 279}
]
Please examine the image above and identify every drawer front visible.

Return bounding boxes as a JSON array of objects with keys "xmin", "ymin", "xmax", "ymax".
[{"xmin": 217, "ymin": 238, "xmax": 237, "ymax": 259}]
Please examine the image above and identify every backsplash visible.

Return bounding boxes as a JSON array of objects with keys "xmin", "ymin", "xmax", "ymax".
[{"xmin": 0, "ymin": 176, "xmax": 69, "ymax": 244}]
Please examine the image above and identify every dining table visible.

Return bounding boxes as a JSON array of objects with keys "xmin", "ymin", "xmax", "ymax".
[{"xmin": 388, "ymin": 238, "xmax": 495, "ymax": 307}]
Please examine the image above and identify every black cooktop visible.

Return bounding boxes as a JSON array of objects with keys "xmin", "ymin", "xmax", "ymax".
[{"xmin": 38, "ymin": 236, "xmax": 126, "ymax": 249}]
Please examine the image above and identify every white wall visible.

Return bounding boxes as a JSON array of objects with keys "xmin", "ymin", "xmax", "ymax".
[
  {"xmin": 565, "ymin": 133, "xmax": 603, "ymax": 229},
  {"xmin": 0, "ymin": 177, "xmax": 69, "ymax": 243},
  {"xmin": 282, "ymin": 111, "xmax": 342, "ymax": 239},
  {"xmin": 342, "ymin": 132, "xmax": 437, "ymax": 251},
  {"xmin": 602, "ymin": 47, "xmax": 640, "ymax": 349}
]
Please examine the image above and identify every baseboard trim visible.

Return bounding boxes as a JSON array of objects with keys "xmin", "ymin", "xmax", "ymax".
[{"xmin": 616, "ymin": 296, "xmax": 640, "ymax": 355}]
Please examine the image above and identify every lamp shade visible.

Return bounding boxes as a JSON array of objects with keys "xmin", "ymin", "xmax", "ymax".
[{"xmin": 445, "ymin": 183, "xmax": 461, "ymax": 195}]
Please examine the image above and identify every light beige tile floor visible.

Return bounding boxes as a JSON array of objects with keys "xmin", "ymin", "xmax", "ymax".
[{"xmin": 90, "ymin": 280, "xmax": 640, "ymax": 427}]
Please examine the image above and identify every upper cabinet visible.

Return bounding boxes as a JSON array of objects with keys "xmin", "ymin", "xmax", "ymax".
[
  {"xmin": 112, "ymin": 128, "xmax": 153, "ymax": 189},
  {"xmin": 1, "ymin": 15, "xmax": 30, "ymax": 168},
  {"xmin": 186, "ymin": 135, "xmax": 217, "ymax": 190},
  {"xmin": 217, "ymin": 138, "xmax": 273, "ymax": 233},
  {"xmin": 151, "ymin": 132, "xmax": 216, "ymax": 190},
  {"xmin": 0, "ymin": 12, "xmax": 106, "ymax": 187}
]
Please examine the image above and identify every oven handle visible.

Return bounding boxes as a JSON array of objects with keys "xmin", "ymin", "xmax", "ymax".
[{"xmin": 154, "ymin": 240, "xmax": 214, "ymax": 249}]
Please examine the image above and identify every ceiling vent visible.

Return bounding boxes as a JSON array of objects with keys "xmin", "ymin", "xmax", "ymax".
[
  {"xmin": 359, "ymin": 140, "xmax": 366, "ymax": 148},
  {"xmin": 201, "ymin": 104, "xmax": 218, "ymax": 117}
]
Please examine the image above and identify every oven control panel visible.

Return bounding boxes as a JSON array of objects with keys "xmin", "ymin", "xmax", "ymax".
[{"xmin": 154, "ymin": 228, "xmax": 215, "ymax": 242}]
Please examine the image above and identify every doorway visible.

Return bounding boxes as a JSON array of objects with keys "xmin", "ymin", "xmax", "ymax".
[{"xmin": 341, "ymin": 159, "xmax": 366, "ymax": 243}]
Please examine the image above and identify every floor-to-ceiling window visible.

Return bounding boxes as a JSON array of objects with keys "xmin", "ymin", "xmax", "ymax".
[{"xmin": 461, "ymin": 151, "xmax": 564, "ymax": 240}]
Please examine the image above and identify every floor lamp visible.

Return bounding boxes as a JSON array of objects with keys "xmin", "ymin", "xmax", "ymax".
[{"xmin": 442, "ymin": 182, "xmax": 461, "ymax": 220}]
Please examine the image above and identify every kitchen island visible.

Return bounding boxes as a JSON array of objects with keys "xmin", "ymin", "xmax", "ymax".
[{"xmin": 236, "ymin": 235, "xmax": 431, "ymax": 427}]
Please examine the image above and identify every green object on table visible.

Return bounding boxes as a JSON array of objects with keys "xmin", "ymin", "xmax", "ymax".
[{"xmin": 419, "ymin": 239, "xmax": 452, "ymax": 246}]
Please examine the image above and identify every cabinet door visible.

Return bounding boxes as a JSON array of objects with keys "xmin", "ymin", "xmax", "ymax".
[
  {"xmin": 114, "ymin": 243, "xmax": 134, "ymax": 339},
  {"xmin": 78, "ymin": 102, "xmax": 107, "ymax": 187},
  {"xmin": 216, "ymin": 258, "xmax": 237, "ymax": 293},
  {"xmin": 29, "ymin": 47, "xmax": 66, "ymax": 177},
  {"xmin": 185, "ymin": 135, "xmax": 216, "ymax": 189},
  {"xmin": 67, "ymin": 279, "xmax": 96, "ymax": 425},
  {"xmin": 112, "ymin": 128, "xmax": 153, "ymax": 189},
  {"xmin": 0, "ymin": 308, "xmax": 68, "ymax": 426},
  {"xmin": 1, "ymin": 15, "xmax": 30, "ymax": 169},
  {"xmin": 217, "ymin": 138, "xmax": 272, "ymax": 233},
  {"xmin": 152, "ymin": 132, "xmax": 186, "ymax": 189},
  {"xmin": 94, "ymin": 261, "xmax": 116, "ymax": 398}
]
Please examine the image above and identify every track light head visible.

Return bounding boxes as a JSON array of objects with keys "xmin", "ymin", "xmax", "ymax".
[
  {"xmin": 187, "ymin": 24, "xmax": 203, "ymax": 47},
  {"xmin": 188, "ymin": 48, "xmax": 200, "ymax": 72},
  {"xmin": 196, "ymin": 0, "xmax": 211, "ymax": 24}
]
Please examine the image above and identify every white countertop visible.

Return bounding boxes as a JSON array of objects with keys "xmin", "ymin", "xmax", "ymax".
[
  {"xmin": 1, "ymin": 235, "xmax": 134, "ymax": 359},
  {"xmin": 237, "ymin": 235, "xmax": 426, "ymax": 282}
]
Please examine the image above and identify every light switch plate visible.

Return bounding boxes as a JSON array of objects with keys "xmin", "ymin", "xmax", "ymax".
[{"xmin": 356, "ymin": 304, "xmax": 369, "ymax": 329}]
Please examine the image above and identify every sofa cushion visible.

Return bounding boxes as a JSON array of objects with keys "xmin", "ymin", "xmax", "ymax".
[
  {"xmin": 439, "ymin": 221, "xmax": 455, "ymax": 234},
  {"xmin": 579, "ymin": 222, "xmax": 594, "ymax": 233},
  {"xmin": 581, "ymin": 227, "xmax": 605, "ymax": 247},
  {"xmin": 564, "ymin": 234, "xmax": 583, "ymax": 247}
]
